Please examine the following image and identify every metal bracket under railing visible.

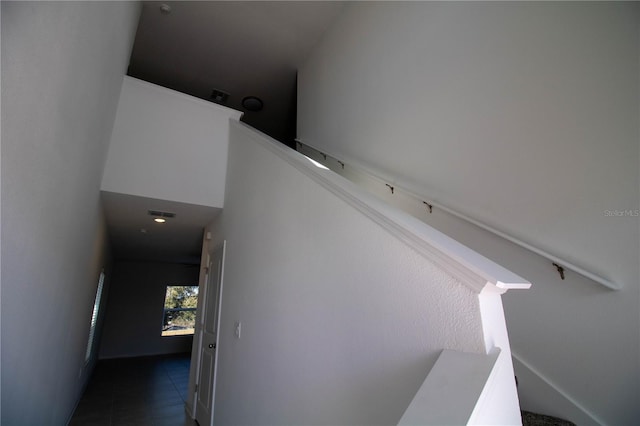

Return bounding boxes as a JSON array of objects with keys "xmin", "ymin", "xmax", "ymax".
[{"xmin": 295, "ymin": 140, "xmax": 620, "ymax": 291}]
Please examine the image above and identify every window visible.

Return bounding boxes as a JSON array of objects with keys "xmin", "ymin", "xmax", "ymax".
[
  {"xmin": 85, "ymin": 270, "xmax": 105, "ymax": 363},
  {"xmin": 162, "ymin": 285, "xmax": 198, "ymax": 336}
]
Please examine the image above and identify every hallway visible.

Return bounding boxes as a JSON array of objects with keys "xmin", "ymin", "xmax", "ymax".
[{"xmin": 70, "ymin": 353, "xmax": 196, "ymax": 426}]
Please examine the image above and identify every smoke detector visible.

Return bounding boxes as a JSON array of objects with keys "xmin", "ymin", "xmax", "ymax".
[{"xmin": 242, "ymin": 96, "xmax": 263, "ymax": 112}]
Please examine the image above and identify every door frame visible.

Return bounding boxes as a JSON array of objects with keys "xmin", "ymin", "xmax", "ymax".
[
  {"xmin": 187, "ymin": 232, "xmax": 211, "ymax": 419},
  {"xmin": 188, "ymin": 239, "xmax": 226, "ymax": 425},
  {"xmin": 202, "ymin": 240, "xmax": 225, "ymax": 425}
]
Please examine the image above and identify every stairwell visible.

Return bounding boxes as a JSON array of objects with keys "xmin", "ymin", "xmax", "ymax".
[{"xmin": 296, "ymin": 141, "xmax": 615, "ymax": 425}]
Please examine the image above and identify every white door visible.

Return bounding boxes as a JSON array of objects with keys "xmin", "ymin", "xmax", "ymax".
[{"xmin": 196, "ymin": 241, "xmax": 226, "ymax": 426}]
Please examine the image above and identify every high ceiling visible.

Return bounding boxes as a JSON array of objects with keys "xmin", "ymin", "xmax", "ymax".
[
  {"xmin": 104, "ymin": 1, "xmax": 345, "ymax": 264},
  {"xmin": 127, "ymin": 1, "xmax": 346, "ymax": 146}
]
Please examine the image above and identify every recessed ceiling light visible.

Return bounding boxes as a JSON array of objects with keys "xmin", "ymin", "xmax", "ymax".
[
  {"xmin": 160, "ymin": 4, "xmax": 171, "ymax": 14},
  {"xmin": 154, "ymin": 218, "xmax": 166, "ymax": 223}
]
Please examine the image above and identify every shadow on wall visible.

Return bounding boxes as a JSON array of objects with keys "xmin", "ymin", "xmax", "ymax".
[{"xmin": 99, "ymin": 261, "xmax": 200, "ymax": 359}]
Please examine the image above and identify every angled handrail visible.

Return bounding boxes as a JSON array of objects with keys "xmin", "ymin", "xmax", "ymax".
[{"xmin": 296, "ymin": 139, "xmax": 620, "ymax": 291}]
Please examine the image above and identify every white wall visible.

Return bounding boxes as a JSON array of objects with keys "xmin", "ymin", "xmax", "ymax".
[
  {"xmin": 207, "ymin": 121, "xmax": 521, "ymax": 425},
  {"xmin": 99, "ymin": 261, "xmax": 199, "ymax": 359},
  {"xmin": 299, "ymin": 142, "xmax": 637, "ymax": 425},
  {"xmin": 297, "ymin": 3, "xmax": 639, "ymax": 424},
  {"xmin": 102, "ymin": 76, "xmax": 243, "ymax": 208},
  {"xmin": 1, "ymin": 2, "xmax": 139, "ymax": 424}
]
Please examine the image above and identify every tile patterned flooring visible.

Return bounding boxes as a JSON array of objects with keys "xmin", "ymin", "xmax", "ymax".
[{"xmin": 69, "ymin": 353, "xmax": 197, "ymax": 426}]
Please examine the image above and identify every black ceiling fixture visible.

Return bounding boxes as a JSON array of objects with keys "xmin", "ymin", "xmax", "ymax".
[
  {"xmin": 242, "ymin": 96, "xmax": 263, "ymax": 112},
  {"xmin": 211, "ymin": 89, "xmax": 229, "ymax": 104},
  {"xmin": 148, "ymin": 210, "xmax": 176, "ymax": 218}
]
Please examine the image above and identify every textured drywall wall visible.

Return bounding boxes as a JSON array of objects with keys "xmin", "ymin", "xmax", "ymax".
[
  {"xmin": 298, "ymin": 3, "xmax": 639, "ymax": 423},
  {"xmin": 209, "ymin": 122, "xmax": 488, "ymax": 425},
  {"xmin": 101, "ymin": 76, "xmax": 242, "ymax": 208},
  {"xmin": 1, "ymin": 2, "xmax": 139, "ymax": 424},
  {"xmin": 99, "ymin": 261, "xmax": 199, "ymax": 359}
]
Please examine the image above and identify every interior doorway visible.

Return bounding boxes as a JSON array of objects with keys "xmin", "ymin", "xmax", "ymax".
[{"xmin": 190, "ymin": 241, "xmax": 226, "ymax": 426}]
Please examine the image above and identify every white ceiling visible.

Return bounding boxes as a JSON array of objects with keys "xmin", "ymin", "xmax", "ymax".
[
  {"xmin": 101, "ymin": 191, "xmax": 220, "ymax": 264},
  {"xmin": 104, "ymin": 2, "xmax": 346, "ymax": 264}
]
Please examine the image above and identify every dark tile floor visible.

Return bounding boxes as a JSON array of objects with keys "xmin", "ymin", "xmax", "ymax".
[{"xmin": 70, "ymin": 353, "xmax": 197, "ymax": 426}]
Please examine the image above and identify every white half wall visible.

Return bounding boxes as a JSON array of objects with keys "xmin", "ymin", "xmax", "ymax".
[
  {"xmin": 101, "ymin": 76, "xmax": 243, "ymax": 208},
  {"xmin": 1, "ymin": 2, "xmax": 139, "ymax": 424},
  {"xmin": 298, "ymin": 3, "xmax": 639, "ymax": 424},
  {"xmin": 207, "ymin": 121, "xmax": 522, "ymax": 425}
]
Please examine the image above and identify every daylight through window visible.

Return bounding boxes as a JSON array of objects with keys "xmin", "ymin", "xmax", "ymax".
[
  {"xmin": 85, "ymin": 271, "xmax": 105, "ymax": 362},
  {"xmin": 162, "ymin": 285, "xmax": 198, "ymax": 336}
]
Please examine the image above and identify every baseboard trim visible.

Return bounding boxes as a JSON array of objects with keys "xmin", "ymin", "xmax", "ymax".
[
  {"xmin": 185, "ymin": 402, "xmax": 195, "ymax": 420},
  {"xmin": 65, "ymin": 361, "xmax": 95, "ymax": 426}
]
